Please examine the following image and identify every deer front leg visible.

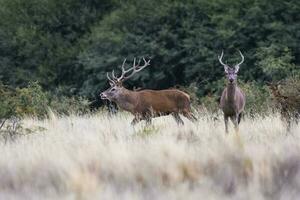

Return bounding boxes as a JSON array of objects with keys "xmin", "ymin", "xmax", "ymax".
[
  {"xmin": 131, "ymin": 115, "xmax": 142, "ymax": 126},
  {"xmin": 145, "ymin": 116, "xmax": 152, "ymax": 126},
  {"xmin": 224, "ymin": 115, "xmax": 229, "ymax": 134},
  {"xmin": 230, "ymin": 115, "xmax": 239, "ymax": 133}
]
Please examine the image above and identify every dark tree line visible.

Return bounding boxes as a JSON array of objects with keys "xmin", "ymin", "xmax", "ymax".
[{"xmin": 0, "ymin": 0, "xmax": 299, "ymax": 103}]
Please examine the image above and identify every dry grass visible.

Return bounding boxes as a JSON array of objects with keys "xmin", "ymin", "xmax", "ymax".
[{"xmin": 0, "ymin": 111, "xmax": 300, "ymax": 200}]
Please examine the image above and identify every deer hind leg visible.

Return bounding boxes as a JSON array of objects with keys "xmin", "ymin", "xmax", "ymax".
[
  {"xmin": 182, "ymin": 110, "xmax": 197, "ymax": 122},
  {"xmin": 172, "ymin": 113, "xmax": 184, "ymax": 125}
]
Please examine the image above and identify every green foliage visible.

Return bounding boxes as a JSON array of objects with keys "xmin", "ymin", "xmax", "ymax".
[
  {"xmin": 239, "ymin": 82, "xmax": 273, "ymax": 115},
  {"xmin": 0, "ymin": 82, "xmax": 90, "ymax": 119},
  {"xmin": 0, "ymin": 0, "xmax": 119, "ymax": 91},
  {"xmin": 0, "ymin": 0, "xmax": 299, "ymax": 115},
  {"xmin": 15, "ymin": 82, "xmax": 49, "ymax": 118},
  {"xmin": 256, "ymin": 45, "xmax": 297, "ymax": 81},
  {"xmin": 0, "ymin": 82, "xmax": 49, "ymax": 118},
  {"xmin": 79, "ymin": 0, "xmax": 300, "ymax": 98},
  {"xmin": 49, "ymin": 95, "xmax": 90, "ymax": 115},
  {"xmin": 0, "ymin": 84, "xmax": 16, "ymax": 119}
]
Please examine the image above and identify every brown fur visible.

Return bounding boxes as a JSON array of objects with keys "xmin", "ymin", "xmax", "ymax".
[
  {"xmin": 102, "ymin": 86, "xmax": 196, "ymax": 125},
  {"xmin": 269, "ymin": 84, "xmax": 300, "ymax": 131},
  {"xmin": 220, "ymin": 83, "xmax": 246, "ymax": 133},
  {"xmin": 101, "ymin": 58, "xmax": 196, "ymax": 125},
  {"xmin": 115, "ymin": 88, "xmax": 196, "ymax": 125}
]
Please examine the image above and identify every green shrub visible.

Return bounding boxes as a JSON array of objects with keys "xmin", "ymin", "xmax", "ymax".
[
  {"xmin": 0, "ymin": 81, "xmax": 90, "ymax": 120},
  {"xmin": 49, "ymin": 95, "xmax": 90, "ymax": 115},
  {"xmin": 15, "ymin": 82, "xmax": 49, "ymax": 118},
  {"xmin": 239, "ymin": 82, "xmax": 273, "ymax": 116},
  {"xmin": 0, "ymin": 84, "xmax": 16, "ymax": 119}
]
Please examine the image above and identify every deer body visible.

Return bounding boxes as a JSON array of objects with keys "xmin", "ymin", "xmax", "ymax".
[
  {"xmin": 220, "ymin": 83, "xmax": 245, "ymax": 130},
  {"xmin": 218, "ymin": 51, "xmax": 246, "ymax": 133},
  {"xmin": 100, "ymin": 58, "xmax": 196, "ymax": 125},
  {"xmin": 221, "ymin": 84, "xmax": 245, "ymax": 115},
  {"xmin": 269, "ymin": 83, "xmax": 300, "ymax": 131}
]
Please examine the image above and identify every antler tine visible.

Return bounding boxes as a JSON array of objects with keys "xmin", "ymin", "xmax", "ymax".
[
  {"xmin": 218, "ymin": 51, "xmax": 227, "ymax": 67},
  {"xmin": 143, "ymin": 57, "xmax": 151, "ymax": 66},
  {"xmin": 122, "ymin": 57, "xmax": 151, "ymax": 81},
  {"xmin": 112, "ymin": 70, "xmax": 118, "ymax": 80},
  {"xmin": 236, "ymin": 50, "xmax": 244, "ymax": 66},
  {"xmin": 116, "ymin": 58, "xmax": 127, "ymax": 81},
  {"xmin": 136, "ymin": 57, "xmax": 142, "ymax": 67},
  {"xmin": 106, "ymin": 72, "xmax": 115, "ymax": 83}
]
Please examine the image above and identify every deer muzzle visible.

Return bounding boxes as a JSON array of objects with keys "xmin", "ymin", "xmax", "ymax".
[{"xmin": 100, "ymin": 92, "xmax": 108, "ymax": 100}]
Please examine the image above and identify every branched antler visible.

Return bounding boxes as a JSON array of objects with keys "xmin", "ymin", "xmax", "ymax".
[{"xmin": 108, "ymin": 57, "xmax": 150, "ymax": 83}]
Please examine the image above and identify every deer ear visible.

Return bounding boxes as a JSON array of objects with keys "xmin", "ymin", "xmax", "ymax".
[
  {"xmin": 224, "ymin": 66, "xmax": 229, "ymax": 73},
  {"xmin": 234, "ymin": 65, "xmax": 240, "ymax": 73},
  {"xmin": 109, "ymin": 81, "xmax": 114, "ymax": 86}
]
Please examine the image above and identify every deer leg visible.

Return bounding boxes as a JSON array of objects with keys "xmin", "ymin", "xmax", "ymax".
[
  {"xmin": 145, "ymin": 117, "xmax": 152, "ymax": 126},
  {"xmin": 131, "ymin": 115, "xmax": 141, "ymax": 126},
  {"xmin": 238, "ymin": 113, "xmax": 243, "ymax": 124},
  {"xmin": 172, "ymin": 113, "xmax": 184, "ymax": 125},
  {"xmin": 230, "ymin": 115, "xmax": 239, "ymax": 133},
  {"xmin": 182, "ymin": 110, "xmax": 197, "ymax": 122},
  {"xmin": 224, "ymin": 115, "xmax": 229, "ymax": 134},
  {"xmin": 286, "ymin": 118, "xmax": 292, "ymax": 132}
]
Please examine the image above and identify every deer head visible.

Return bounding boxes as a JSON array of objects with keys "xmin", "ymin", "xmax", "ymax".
[
  {"xmin": 100, "ymin": 57, "xmax": 150, "ymax": 101},
  {"xmin": 218, "ymin": 50, "xmax": 244, "ymax": 84}
]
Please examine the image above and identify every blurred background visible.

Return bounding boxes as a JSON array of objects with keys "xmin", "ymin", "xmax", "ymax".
[{"xmin": 0, "ymin": 0, "xmax": 299, "ymax": 117}]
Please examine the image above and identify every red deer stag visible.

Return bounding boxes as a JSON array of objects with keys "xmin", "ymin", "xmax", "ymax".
[
  {"xmin": 269, "ymin": 82, "xmax": 300, "ymax": 131},
  {"xmin": 219, "ymin": 51, "xmax": 246, "ymax": 133},
  {"xmin": 100, "ymin": 58, "xmax": 197, "ymax": 125}
]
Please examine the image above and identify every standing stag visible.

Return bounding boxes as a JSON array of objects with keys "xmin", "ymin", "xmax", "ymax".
[
  {"xmin": 219, "ymin": 51, "xmax": 246, "ymax": 133},
  {"xmin": 269, "ymin": 82, "xmax": 300, "ymax": 131},
  {"xmin": 100, "ymin": 58, "xmax": 197, "ymax": 125}
]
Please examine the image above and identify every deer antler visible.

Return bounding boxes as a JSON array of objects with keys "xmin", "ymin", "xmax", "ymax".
[
  {"xmin": 218, "ymin": 51, "xmax": 227, "ymax": 67},
  {"xmin": 236, "ymin": 50, "xmax": 244, "ymax": 67},
  {"xmin": 106, "ymin": 72, "xmax": 116, "ymax": 84},
  {"xmin": 112, "ymin": 57, "xmax": 150, "ymax": 82},
  {"xmin": 218, "ymin": 50, "xmax": 229, "ymax": 73}
]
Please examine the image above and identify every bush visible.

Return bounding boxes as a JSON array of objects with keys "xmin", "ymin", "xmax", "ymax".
[
  {"xmin": 0, "ymin": 81, "xmax": 90, "ymax": 120},
  {"xmin": 0, "ymin": 83, "xmax": 16, "ymax": 119},
  {"xmin": 49, "ymin": 95, "xmax": 90, "ymax": 115},
  {"xmin": 239, "ymin": 82, "xmax": 273, "ymax": 116},
  {"xmin": 15, "ymin": 82, "xmax": 49, "ymax": 118}
]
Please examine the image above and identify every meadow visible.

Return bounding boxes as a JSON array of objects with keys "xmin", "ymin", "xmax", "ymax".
[{"xmin": 0, "ymin": 111, "xmax": 299, "ymax": 200}]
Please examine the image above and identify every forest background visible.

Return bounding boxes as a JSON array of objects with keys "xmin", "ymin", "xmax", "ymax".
[{"xmin": 0, "ymin": 0, "xmax": 299, "ymax": 118}]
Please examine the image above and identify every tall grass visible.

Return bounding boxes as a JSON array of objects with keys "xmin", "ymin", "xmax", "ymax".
[{"xmin": 0, "ymin": 112, "xmax": 299, "ymax": 200}]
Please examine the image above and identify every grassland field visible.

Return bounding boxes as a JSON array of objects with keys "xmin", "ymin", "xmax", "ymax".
[{"xmin": 0, "ymin": 110, "xmax": 300, "ymax": 200}]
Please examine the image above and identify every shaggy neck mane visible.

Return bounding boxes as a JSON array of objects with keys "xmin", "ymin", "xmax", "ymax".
[{"xmin": 227, "ymin": 83, "xmax": 236, "ymax": 102}]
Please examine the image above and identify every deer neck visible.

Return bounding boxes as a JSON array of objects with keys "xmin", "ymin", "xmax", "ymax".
[
  {"xmin": 114, "ymin": 88, "xmax": 137, "ymax": 113},
  {"xmin": 226, "ymin": 83, "xmax": 237, "ymax": 102}
]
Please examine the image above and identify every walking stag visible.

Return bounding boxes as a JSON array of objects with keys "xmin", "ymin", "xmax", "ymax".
[
  {"xmin": 100, "ymin": 58, "xmax": 197, "ymax": 125},
  {"xmin": 219, "ymin": 51, "xmax": 246, "ymax": 133}
]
